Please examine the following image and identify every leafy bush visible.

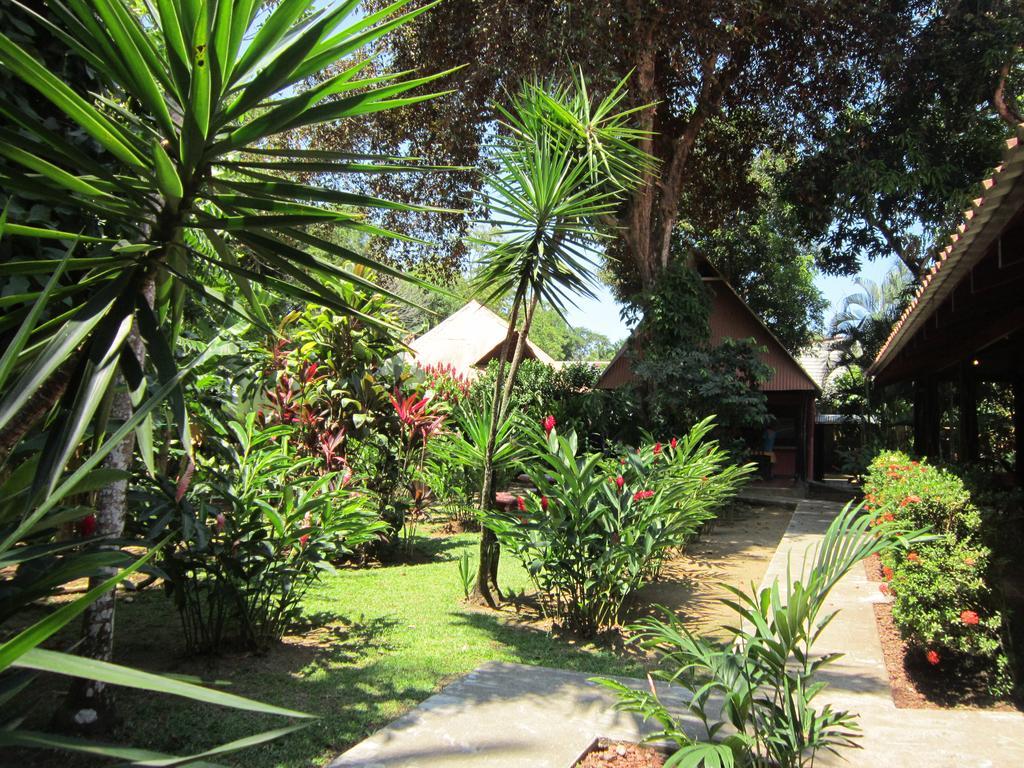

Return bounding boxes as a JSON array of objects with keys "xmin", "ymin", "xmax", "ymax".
[
  {"xmin": 864, "ymin": 451, "xmax": 1013, "ymax": 695},
  {"xmin": 160, "ymin": 415, "xmax": 383, "ymax": 653},
  {"xmin": 623, "ymin": 263, "xmax": 772, "ymax": 451},
  {"xmin": 484, "ymin": 417, "xmax": 751, "ymax": 636},
  {"xmin": 467, "ymin": 359, "xmax": 600, "ymax": 438},
  {"xmin": 596, "ymin": 503, "xmax": 923, "ymax": 768}
]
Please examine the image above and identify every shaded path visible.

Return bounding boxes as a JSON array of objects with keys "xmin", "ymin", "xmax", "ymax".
[{"xmin": 627, "ymin": 503, "xmax": 793, "ymax": 638}]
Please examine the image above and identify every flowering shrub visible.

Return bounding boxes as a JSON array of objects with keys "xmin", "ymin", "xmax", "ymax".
[
  {"xmin": 417, "ymin": 362, "xmax": 471, "ymax": 403},
  {"xmin": 864, "ymin": 451, "xmax": 1013, "ymax": 695},
  {"xmin": 485, "ymin": 416, "xmax": 752, "ymax": 636},
  {"xmin": 160, "ymin": 415, "xmax": 384, "ymax": 653}
]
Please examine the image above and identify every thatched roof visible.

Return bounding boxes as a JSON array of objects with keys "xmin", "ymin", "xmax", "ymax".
[{"xmin": 407, "ymin": 300, "xmax": 555, "ymax": 378}]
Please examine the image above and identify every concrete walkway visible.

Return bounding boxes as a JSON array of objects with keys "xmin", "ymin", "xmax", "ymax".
[
  {"xmin": 329, "ymin": 499, "xmax": 1024, "ymax": 768},
  {"xmin": 785, "ymin": 500, "xmax": 1024, "ymax": 767}
]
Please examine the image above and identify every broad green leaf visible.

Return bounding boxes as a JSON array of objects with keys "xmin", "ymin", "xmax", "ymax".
[
  {"xmin": 0, "ymin": 31, "xmax": 144, "ymax": 169},
  {"xmin": 15, "ymin": 648, "xmax": 314, "ymax": 720}
]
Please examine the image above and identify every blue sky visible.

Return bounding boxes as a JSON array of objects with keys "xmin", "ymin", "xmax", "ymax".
[{"xmin": 564, "ymin": 256, "xmax": 902, "ymax": 344}]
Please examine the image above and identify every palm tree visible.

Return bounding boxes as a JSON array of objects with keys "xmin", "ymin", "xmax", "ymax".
[
  {"xmin": 827, "ymin": 262, "xmax": 913, "ymax": 453},
  {"xmin": 828, "ymin": 261, "xmax": 913, "ymax": 370},
  {"xmin": 470, "ymin": 74, "xmax": 655, "ymax": 605},
  {"xmin": 0, "ymin": 0, "xmax": 448, "ymax": 728}
]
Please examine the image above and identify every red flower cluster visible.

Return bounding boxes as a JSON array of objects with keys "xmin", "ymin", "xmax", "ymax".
[
  {"xmin": 907, "ymin": 551, "xmax": 920, "ymax": 563},
  {"xmin": 420, "ymin": 362, "xmax": 471, "ymax": 401},
  {"xmin": 926, "ymin": 649, "xmax": 941, "ymax": 666},
  {"xmin": 543, "ymin": 414, "xmax": 556, "ymax": 436},
  {"xmin": 900, "ymin": 494, "xmax": 921, "ymax": 507},
  {"xmin": 960, "ymin": 610, "xmax": 980, "ymax": 626},
  {"xmin": 79, "ymin": 514, "xmax": 97, "ymax": 538},
  {"xmin": 633, "ymin": 490, "xmax": 654, "ymax": 501},
  {"xmin": 516, "ymin": 496, "xmax": 526, "ymax": 512},
  {"xmin": 882, "ymin": 565, "xmax": 894, "ymax": 581}
]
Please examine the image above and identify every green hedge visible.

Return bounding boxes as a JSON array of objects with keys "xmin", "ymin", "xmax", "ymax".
[{"xmin": 864, "ymin": 451, "xmax": 1013, "ymax": 696}]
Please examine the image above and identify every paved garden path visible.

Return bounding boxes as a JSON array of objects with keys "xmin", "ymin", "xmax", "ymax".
[
  {"xmin": 329, "ymin": 500, "xmax": 1024, "ymax": 768},
  {"xmin": 789, "ymin": 500, "xmax": 1024, "ymax": 768}
]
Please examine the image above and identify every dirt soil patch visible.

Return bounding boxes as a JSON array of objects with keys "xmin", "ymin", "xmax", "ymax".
[
  {"xmin": 864, "ymin": 555, "xmax": 1020, "ymax": 711},
  {"xmin": 626, "ymin": 503, "xmax": 794, "ymax": 639},
  {"xmin": 574, "ymin": 739, "xmax": 667, "ymax": 767}
]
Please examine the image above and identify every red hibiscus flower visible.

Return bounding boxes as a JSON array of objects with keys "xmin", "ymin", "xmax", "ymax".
[
  {"xmin": 79, "ymin": 514, "xmax": 97, "ymax": 538},
  {"xmin": 516, "ymin": 496, "xmax": 526, "ymax": 512},
  {"xmin": 615, "ymin": 475, "xmax": 625, "ymax": 490},
  {"xmin": 960, "ymin": 610, "xmax": 980, "ymax": 626},
  {"xmin": 926, "ymin": 649, "xmax": 940, "ymax": 666},
  {"xmin": 882, "ymin": 566, "xmax": 893, "ymax": 581},
  {"xmin": 542, "ymin": 414, "xmax": 556, "ymax": 435}
]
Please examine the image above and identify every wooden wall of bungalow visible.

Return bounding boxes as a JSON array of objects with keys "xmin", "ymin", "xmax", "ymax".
[{"xmin": 598, "ymin": 260, "xmax": 820, "ymax": 482}]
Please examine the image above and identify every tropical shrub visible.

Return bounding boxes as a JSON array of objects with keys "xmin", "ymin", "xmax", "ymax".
[
  {"xmin": 157, "ymin": 414, "xmax": 383, "ymax": 653},
  {"xmin": 0, "ymin": 299, "xmax": 313, "ymax": 757},
  {"xmin": 864, "ymin": 451, "xmax": 1013, "ymax": 695},
  {"xmin": 485, "ymin": 417, "xmax": 751, "ymax": 636},
  {"xmin": 467, "ymin": 358, "xmax": 600, "ymax": 438},
  {"xmin": 597, "ymin": 503, "xmax": 925, "ymax": 768}
]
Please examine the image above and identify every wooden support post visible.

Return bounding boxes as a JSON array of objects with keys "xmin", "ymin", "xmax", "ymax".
[
  {"xmin": 1014, "ymin": 375, "xmax": 1024, "ymax": 484},
  {"xmin": 958, "ymin": 361, "xmax": 979, "ymax": 464},
  {"xmin": 914, "ymin": 376, "xmax": 941, "ymax": 460}
]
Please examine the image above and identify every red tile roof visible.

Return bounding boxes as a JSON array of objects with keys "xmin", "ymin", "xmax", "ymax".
[{"xmin": 869, "ymin": 123, "xmax": 1024, "ymax": 376}]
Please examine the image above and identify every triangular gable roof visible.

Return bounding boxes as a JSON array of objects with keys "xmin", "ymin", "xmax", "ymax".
[
  {"xmin": 596, "ymin": 260, "xmax": 819, "ymax": 392},
  {"xmin": 407, "ymin": 300, "xmax": 555, "ymax": 377}
]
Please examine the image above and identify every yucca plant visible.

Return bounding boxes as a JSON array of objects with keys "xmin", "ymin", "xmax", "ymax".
[
  {"xmin": 0, "ymin": 0, "xmax": 449, "ymax": 734},
  {"xmin": 595, "ymin": 504, "xmax": 928, "ymax": 768},
  {"xmin": 472, "ymin": 72, "xmax": 656, "ymax": 605}
]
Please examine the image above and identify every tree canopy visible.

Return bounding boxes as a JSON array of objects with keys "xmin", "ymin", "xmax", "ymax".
[{"xmin": 320, "ymin": 0, "xmax": 1022, "ymax": 321}]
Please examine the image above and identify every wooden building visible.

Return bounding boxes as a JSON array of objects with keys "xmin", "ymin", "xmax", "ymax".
[
  {"xmin": 597, "ymin": 260, "xmax": 820, "ymax": 481},
  {"xmin": 869, "ymin": 128, "xmax": 1024, "ymax": 481}
]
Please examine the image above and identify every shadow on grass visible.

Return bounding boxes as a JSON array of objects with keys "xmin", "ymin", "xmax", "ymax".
[{"xmin": 449, "ymin": 609, "xmax": 642, "ymax": 677}]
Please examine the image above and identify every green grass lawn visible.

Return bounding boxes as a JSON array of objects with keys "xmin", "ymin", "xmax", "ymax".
[{"xmin": 23, "ymin": 532, "xmax": 642, "ymax": 767}]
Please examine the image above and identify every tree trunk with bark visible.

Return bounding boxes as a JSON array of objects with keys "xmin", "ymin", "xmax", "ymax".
[
  {"xmin": 473, "ymin": 283, "xmax": 524, "ymax": 607},
  {"xmin": 56, "ymin": 275, "xmax": 155, "ymax": 734}
]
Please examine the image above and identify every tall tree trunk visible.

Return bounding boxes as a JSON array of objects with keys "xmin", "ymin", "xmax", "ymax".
[
  {"xmin": 481, "ymin": 292, "xmax": 540, "ymax": 591},
  {"xmin": 57, "ymin": 275, "xmax": 155, "ymax": 734},
  {"xmin": 473, "ymin": 284, "xmax": 525, "ymax": 607}
]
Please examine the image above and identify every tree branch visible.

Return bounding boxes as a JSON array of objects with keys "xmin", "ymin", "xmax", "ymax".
[{"xmin": 992, "ymin": 56, "xmax": 1023, "ymax": 128}]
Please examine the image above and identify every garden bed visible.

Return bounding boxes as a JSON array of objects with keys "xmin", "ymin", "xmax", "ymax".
[
  {"xmin": 865, "ymin": 554, "xmax": 1019, "ymax": 711},
  {"xmin": 573, "ymin": 738, "xmax": 668, "ymax": 767}
]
